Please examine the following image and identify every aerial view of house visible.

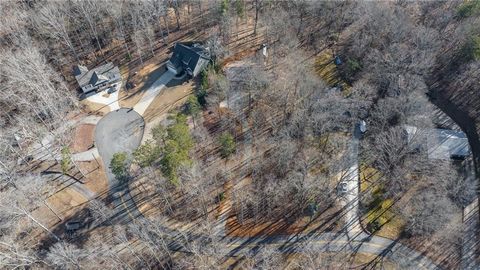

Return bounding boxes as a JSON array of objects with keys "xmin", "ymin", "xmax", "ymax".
[
  {"xmin": 166, "ymin": 43, "xmax": 211, "ymax": 77},
  {"xmin": 74, "ymin": 62, "xmax": 121, "ymax": 94},
  {"xmin": 0, "ymin": 1, "xmax": 478, "ymax": 269}
]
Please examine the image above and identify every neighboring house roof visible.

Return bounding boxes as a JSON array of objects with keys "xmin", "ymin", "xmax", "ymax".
[
  {"xmin": 404, "ymin": 125, "xmax": 470, "ymax": 159},
  {"xmin": 167, "ymin": 43, "xmax": 210, "ymax": 77},
  {"xmin": 428, "ymin": 128, "xmax": 470, "ymax": 159},
  {"xmin": 73, "ymin": 65, "xmax": 88, "ymax": 76},
  {"xmin": 74, "ymin": 62, "xmax": 121, "ymax": 93}
]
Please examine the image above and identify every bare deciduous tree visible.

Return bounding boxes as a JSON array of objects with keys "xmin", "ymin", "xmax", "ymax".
[
  {"xmin": 46, "ymin": 242, "xmax": 88, "ymax": 270},
  {"xmin": 73, "ymin": 0, "xmax": 103, "ymax": 50},
  {"xmin": 0, "ymin": 238, "xmax": 41, "ymax": 269},
  {"xmin": 34, "ymin": 1, "xmax": 78, "ymax": 61},
  {"xmin": 0, "ymin": 174, "xmax": 59, "ymax": 241}
]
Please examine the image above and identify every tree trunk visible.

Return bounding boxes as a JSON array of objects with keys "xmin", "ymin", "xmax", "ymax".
[
  {"xmin": 174, "ymin": 1, "xmax": 181, "ymax": 30},
  {"xmin": 158, "ymin": 22, "xmax": 166, "ymax": 45},
  {"xmin": 44, "ymin": 201, "xmax": 62, "ymax": 222},
  {"xmin": 163, "ymin": 16, "xmax": 170, "ymax": 37},
  {"xmin": 254, "ymin": 0, "xmax": 259, "ymax": 35}
]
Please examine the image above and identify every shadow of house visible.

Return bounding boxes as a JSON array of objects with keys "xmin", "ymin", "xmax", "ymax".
[
  {"xmin": 74, "ymin": 63, "xmax": 121, "ymax": 95},
  {"xmin": 166, "ymin": 43, "xmax": 210, "ymax": 78}
]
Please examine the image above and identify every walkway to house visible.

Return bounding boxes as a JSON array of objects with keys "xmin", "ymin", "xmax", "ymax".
[
  {"xmin": 133, "ymin": 70, "xmax": 175, "ymax": 115},
  {"xmin": 71, "ymin": 148, "xmax": 99, "ymax": 162},
  {"xmin": 28, "ymin": 115, "xmax": 102, "ymax": 162}
]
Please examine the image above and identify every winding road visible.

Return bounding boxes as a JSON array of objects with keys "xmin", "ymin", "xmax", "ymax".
[
  {"xmin": 86, "ymin": 70, "xmax": 450, "ymax": 268},
  {"xmin": 92, "ymin": 112, "xmax": 442, "ymax": 268},
  {"xmin": 22, "ymin": 58, "xmax": 474, "ymax": 269}
]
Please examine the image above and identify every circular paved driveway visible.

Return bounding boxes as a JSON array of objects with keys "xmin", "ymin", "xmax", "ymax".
[{"xmin": 94, "ymin": 108, "xmax": 144, "ymax": 188}]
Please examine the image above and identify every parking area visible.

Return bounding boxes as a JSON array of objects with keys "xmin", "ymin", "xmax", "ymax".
[{"xmin": 85, "ymin": 83, "xmax": 122, "ymax": 111}]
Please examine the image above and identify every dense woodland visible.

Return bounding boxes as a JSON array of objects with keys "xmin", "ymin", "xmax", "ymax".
[{"xmin": 0, "ymin": 0, "xmax": 480, "ymax": 269}]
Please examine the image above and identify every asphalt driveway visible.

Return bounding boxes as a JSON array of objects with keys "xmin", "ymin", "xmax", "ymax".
[{"xmin": 94, "ymin": 108, "xmax": 144, "ymax": 188}]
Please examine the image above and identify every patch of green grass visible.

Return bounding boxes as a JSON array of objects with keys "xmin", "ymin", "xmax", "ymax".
[
  {"xmin": 360, "ymin": 166, "xmax": 381, "ymax": 193},
  {"xmin": 60, "ymin": 146, "xmax": 71, "ymax": 174},
  {"xmin": 462, "ymin": 35, "xmax": 480, "ymax": 61},
  {"xmin": 314, "ymin": 50, "xmax": 341, "ymax": 86},
  {"xmin": 360, "ymin": 166, "xmax": 404, "ymax": 239},
  {"xmin": 457, "ymin": 0, "xmax": 480, "ymax": 18},
  {"xmin": 314, "ymin": 50, "xmax": 352, "ymax": 97}
]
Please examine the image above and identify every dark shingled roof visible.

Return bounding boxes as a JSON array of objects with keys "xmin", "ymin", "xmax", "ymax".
[
  {"xmin": 73, "ymin": 65, "xmax": 88, "ymax": 76},
  {"xmin": 89, "ymin": 71, "xmax": 109, "ymax": 86},
  {"xmin": 168, "ymin": 43, "xmax": 210, "ymax": 76}
]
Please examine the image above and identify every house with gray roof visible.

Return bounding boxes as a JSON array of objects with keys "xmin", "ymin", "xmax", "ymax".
[
  {"xmin": 166, "ymin": 43, "xmax": 210, "ymax": 77},
  {"xmin": 73, "ymin": 62, "xmax": 121, "ymax": 94},
  {"xmin": 404, "ymin": 125, "xmax": 471, "ymax": 160}
]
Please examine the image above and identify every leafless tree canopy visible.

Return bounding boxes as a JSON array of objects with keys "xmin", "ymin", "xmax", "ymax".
[{"xmin": 0, "ymin": 0, "xmax": 478, "ymax": 269}]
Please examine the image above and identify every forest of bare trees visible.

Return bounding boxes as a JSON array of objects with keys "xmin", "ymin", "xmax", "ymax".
[{"xmin": 0, "ymin": 0, "xmax": 479, "ymax": 269}]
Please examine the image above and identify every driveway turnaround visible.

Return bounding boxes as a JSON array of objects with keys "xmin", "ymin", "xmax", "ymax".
[
  {"xmin": 133, "ymin": 70, "xmax": 175, "ymax": 115},
  {"xmin": 95, "ymin": 108, "xmax": 144, "ymax": 187}
]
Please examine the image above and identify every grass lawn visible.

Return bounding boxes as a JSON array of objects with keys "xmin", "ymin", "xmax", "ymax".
[
  {"xmin": 360, "ymin": 166, "xmax": 404, "ymax": 239},
  {"xmin": 314, "ymin": 49, "xmax": 352, "ymax": 96}
]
